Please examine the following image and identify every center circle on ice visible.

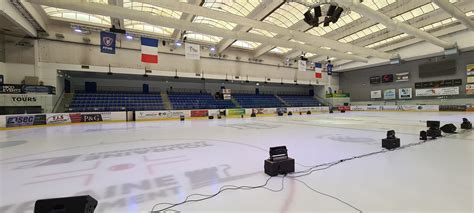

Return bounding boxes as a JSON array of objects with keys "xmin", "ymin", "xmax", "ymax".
[{"xmin": 108, "ymin": 163, "xmax": 135, "ymax": 171}]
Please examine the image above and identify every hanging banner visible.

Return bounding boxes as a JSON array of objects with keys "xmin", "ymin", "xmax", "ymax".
[
  {"xmin": 327, "ymin": 64, "xmax": 333, "ymax": 75},
  {"xmin": 141, "ymin": 37, "xmax": 159, "ymax": 63},
  {"xmin": 185, "ymin": 43, "xmax": 201, "ymax": 60},
  {"xmin": 298, "ymin": 60, "xmax": 307, "ymax": 72},
  {"xmin": 370, "ymin": 90, "xmax": 382, "ymax": 99},
  {"xmin": 100, "ymin": 31, "xmax": 116, "ymax": 54},
  {"xmin": 415, "ymin": 86, "xmax": 459, "ymax": 96},
  {"xmin": 383, "ymin": 89, "xmax": 396, "ymax": 99},
  {"xmin": 314, "ymin": 63, "xmax": 322, "ymax": 78},
  {"xmin": 398, "ymin": 88, "xmax": 412, "ymax": 99},
  {"xmin": 396, "ymin": 72, "xmax": 409, "ymax": 82}
]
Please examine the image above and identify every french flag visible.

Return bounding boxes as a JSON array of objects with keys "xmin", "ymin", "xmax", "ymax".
[
  {"xmin": 314, "ymin": 63, "xmax": 322, "ymax": 79},
  {"xmin": 141, "ymin": 37, "xmax": 158, "ymax": 63}
]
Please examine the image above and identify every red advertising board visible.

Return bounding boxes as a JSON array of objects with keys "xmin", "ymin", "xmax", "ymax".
[{"xmin": 191, "ymin": 110, "xmax": 208, "ymax": 117}]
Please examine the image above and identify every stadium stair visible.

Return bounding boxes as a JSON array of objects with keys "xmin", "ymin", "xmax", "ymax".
[
  {"xmin": 161, "ymin": 92, "xmax": 173, "ymax": 110},
  {"xmin": 56, "ymin": 93, "xmax": 74, "ymax": 113},
  {"xmin": 230, "ymin": 97, "xmax": 241, "ymax": 108},
  {"xmin": 275, "ymin": 95, "xmax": 290, "ymax": 107}
]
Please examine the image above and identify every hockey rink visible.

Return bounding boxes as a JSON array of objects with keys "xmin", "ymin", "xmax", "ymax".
[{"xmin": 0, "ymin": 111, "xmax": 472, "ymax": 213}]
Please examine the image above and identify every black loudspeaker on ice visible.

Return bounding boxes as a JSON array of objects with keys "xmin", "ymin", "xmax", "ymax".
[
  {"xmin": 264, "ymin": 146, "xmax": 294, "ymax": 176},
  {"xmin": 35, "ymin": 195, "xmax": 97, "ymax": 213}
]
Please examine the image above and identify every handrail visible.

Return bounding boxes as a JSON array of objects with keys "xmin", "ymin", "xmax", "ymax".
[{"xmin": 52, "ymin": 88, "xmax": 65, "ymax": 113}]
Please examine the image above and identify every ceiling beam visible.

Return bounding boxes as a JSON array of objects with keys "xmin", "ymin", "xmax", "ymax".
[
  {"xmin": 253, "ymin": 20, "xmax": 311, "ymax": 58},
  {"xmin": 216, "ymin": 0, "xmax": 283, "ymax": 54},
  {"xmin": 133, "ymin": 0, "xmax": 392, "ymax": 59},
  {"xmin": 170, "ymin": 0, "xmax": 202, "ymax": 40},
  {"xmin": 433, "ymin": 0, "xmax": 474, "ymax": 31},
  {"xmin": 28, "ymin": 0, "xmax": 369, "ymax": 62},
  {"xmin": 337, "ymin": 0, "xmax": 456, "ymax": 49}
]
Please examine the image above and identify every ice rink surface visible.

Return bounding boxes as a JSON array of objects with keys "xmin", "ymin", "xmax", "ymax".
[{"xmin": 0, "ymin": 111, "xmax": 472, "ymax": 213}]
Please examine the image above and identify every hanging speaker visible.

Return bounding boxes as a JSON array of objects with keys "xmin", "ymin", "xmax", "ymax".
[
  {"xmin": 332, "ymin": 7, "xmax": 344, "ymax": 23},
  {"xmin": 314, "ymin": 6, "xmax": 322, "ymax": 17},
  {"xmin": 162, "ymin": 40, "xmax": 166, "ymax": 46},
  {"xmin": 327, "ymin": 5, "xmax": 337, "ymax": 16}
]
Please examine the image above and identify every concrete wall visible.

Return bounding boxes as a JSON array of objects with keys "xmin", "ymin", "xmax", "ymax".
[{"xmin": 339, "ymin": 50, "xmax": 474, "ymax": 102}]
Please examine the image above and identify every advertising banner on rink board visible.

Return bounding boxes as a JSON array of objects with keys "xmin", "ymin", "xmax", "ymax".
[
  {"xmin": 415, "ymin": 86, "xmax": 459, "ymax": 97},
  {"xmin": 46, "ymin": 113, "xmax": 71, "ymax": 124},
  {"xmin": 399, "ymin": 88, "xmax": 412, "ymax": 99},
  {"xmin": 191, "ymin": 110, "xmax": 208, "ymax": 117},
  {"xmin": 136, "ymin": 110, "xmax": 190, "ymax": 120},
  {"xmin": 227, "ymin": 108, "xmax": 245, "ymax": 116},
  {"xmin": 351, "ymin": 105, "xmax": 439, "ymax": 112},
  {"xmin": 247, "ymin": 108, "xmax": 277, "ymax": 115},
  {"xmin": 370, "ymin": 90, "xmax": 382, "ymax": 99},
  {"xmin": 6, "ymin": 114, "xmax": 46, "ymax": 127}
]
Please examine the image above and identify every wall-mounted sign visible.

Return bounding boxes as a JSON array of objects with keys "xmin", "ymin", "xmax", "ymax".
[
  {"xmin": 399, "ymin": 88, "xmax": 412, "ymax": 99},
  {"xmin": 369, "ymin": 76, "xmax": 381, "ymax": 84},
  {"xmin": 396, "ymin": 72, "xmax": 409, "ymax": 82},
  {"xmin": 383, "ymin": 89, "xmax": 396, "ymax": 99},
  {"xmin": 382, "ymin": 74, "xmax": 394, "ymax": 83},
  {"xmin": 466, "ymin": 84, "xmax": 474, "ymax": 95},
  {"xmin": 370, "ymin": 90, "xmax": 382, "ymax": 99},
  {"xmin": 415, "ymin": 86, "xmax": 459, "ymax": 97}
]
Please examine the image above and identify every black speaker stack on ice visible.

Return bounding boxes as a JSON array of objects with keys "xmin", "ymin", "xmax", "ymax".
[
  {"xmin": 307, "ymin": 111, "xmax": 311, "ymax": 115},
  {"xmin": 251, "ymin": 112, "xmax": 256, "ymax": 117},
  {"xmin": 461, "ymin": 118, "xmax": 472, "ymax": 129},
  {"xmin": 35, "ymin": 195, "xmax": 97, "ymax": 213},
  {"xmin": 288, "ymin": 111, "xmax": 293, "ymax": 116},
  {"xmin": 180, "ymin": 115, "xmax": 185, "ymax": 121},
  {"xmin": 264, "ymin": 146, "xmax": 295, "ymax": 176},
  {"xmin": 382, "ymin": 130, "xmax": 400, "ymax": 150},
  {"xmin": 426, "ymin": 120, "xmax": 442, "ymax": 139}
]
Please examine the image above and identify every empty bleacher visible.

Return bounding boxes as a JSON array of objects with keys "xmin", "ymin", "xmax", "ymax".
[
  {"xmin": 68, "ymin": 91, "xmax": 165, "ymax": 112},
  {"xmin": 233, "ymin": 94, "xmax": 285, "ymax": 108},
  {"xmin": 168, "ymin": 92, "xmax": 235, "ymax": 109},
  {"xmin": 278, "ymin": 95, "xmax": 321, "ymax": 107}
]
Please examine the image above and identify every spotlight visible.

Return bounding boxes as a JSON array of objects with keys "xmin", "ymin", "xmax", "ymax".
[
  {"xmin": 74, "ymin": 28, "xmax": 82, "ymax": 33},
  {"xmin": 125, "ymin": 34, "xmax": 133, "ymax": 40},
  {"xmin": 183, "ymin": 36, "xmax": 187, "ymax": 42},
  {"xmin": 264, "ymin": 146, "xmax": 295, "ymax": 176},
  {"xmin": 314, "ymin": 6, "xmax": 322, "ymax": 17},
  {"xmin": 461, "ymin": 118, "xmax": 472, "ymax": 129},
  {"xmin": 323, "ymin": 16, "xmax": 332, "ymax": 26},
  {"xmin": 382, "ymin": 130, "xmax": 400, "ymax": 150},
  {"xmin": 210, "ymin": 46, "xmax": 216, "ymax": 52},
  {"xmin": 327, "ymin": 5, "xmax": 337, "ymax": 16},
  {"xmin": 175, "ymin": 41, "xmax": 182, "ymax": 47},
  {"xmin": 332, "ymin": 7, "xmax": 344, "ymax": 23}
]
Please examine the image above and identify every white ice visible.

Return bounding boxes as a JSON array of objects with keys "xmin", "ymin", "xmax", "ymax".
[{"xmin": 0, "ymin": 112, "xmax": 472, "ymax": 213}]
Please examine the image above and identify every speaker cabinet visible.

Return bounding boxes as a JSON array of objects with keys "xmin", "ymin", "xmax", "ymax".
[{"xmin": 35, "ymin": 195, "xmax": 97, "ymax": 213}]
